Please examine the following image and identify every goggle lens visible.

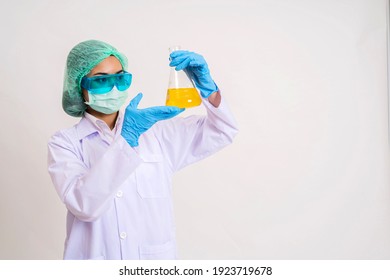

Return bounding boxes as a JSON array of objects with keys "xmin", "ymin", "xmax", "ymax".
[{"xmin": 81, "ymin": 71, "xmax": 132, "ymax": 94}]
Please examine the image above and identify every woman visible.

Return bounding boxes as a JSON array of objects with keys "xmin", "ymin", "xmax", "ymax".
[{"xmin": 48, "ymin": 40, "xmax": 238, "ymax": 259}]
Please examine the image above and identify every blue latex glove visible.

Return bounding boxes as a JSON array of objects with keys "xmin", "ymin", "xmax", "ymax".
[
  {"xmin": 169, "ymin": 50, "xmax": 218, "ymax": 98},
  {"xmin": 121, "ymin": 93, "xmax": 184, "ymax": 147}
]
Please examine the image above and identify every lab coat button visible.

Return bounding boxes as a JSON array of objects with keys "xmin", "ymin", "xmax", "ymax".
[
  {"xmin": 116, "ymin": 190, "xmax": 123, "ymax": 198},
  {"xmin": 120, "ymin": 232, "xmax": 127, "ymax": 239}
]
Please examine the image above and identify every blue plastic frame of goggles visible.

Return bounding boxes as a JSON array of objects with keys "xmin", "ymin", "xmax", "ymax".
[{"xmin": 81, "ymin": 71, "xmax": 132, "ymax": 94}]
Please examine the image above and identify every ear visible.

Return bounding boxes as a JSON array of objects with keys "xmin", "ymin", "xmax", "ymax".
[{"xmin": 82, "ymin": 88, "xmax": 89, "ymax": 102}]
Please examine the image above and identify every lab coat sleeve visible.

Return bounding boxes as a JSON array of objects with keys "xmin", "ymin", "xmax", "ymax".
[
  {"xmin": 47, "ymin": 132, "xmax": 142, "ymax": 222},
  {"xmin": 154, "ymin": 94, "xmax": 238, "ymax": 172}
]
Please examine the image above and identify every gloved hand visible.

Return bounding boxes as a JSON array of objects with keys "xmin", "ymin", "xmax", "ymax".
[
  {"xmin": 121, "ymin": 93, "xmax": 184, "ymax": 147},
  {"xmin": 169, "ymin": 50, "xmax": 218, "ymax": 98}
]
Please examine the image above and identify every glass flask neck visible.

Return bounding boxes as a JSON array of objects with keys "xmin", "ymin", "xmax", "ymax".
[{"xmin": 169, "ymin": 45, "xmax": 181, "ymax": 53}]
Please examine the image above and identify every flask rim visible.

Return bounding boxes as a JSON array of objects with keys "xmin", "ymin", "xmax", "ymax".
[{"xmin": 169, "ymin": 45, "xmax": 181, "ymax": 53}]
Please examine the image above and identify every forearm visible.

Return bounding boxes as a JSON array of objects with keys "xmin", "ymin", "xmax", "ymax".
[
  {"xmin": 157, "ymin": 94, "xmax": 238, "ymax": 171},
  {"xmin": 207, "ymin": 90, "xmax": 222, "ymax": 108}
]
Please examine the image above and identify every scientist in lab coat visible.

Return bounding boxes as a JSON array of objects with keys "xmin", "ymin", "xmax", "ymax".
[{"xmin": 47, "ymin": 40, "xmax": 238, "ymax": 260}]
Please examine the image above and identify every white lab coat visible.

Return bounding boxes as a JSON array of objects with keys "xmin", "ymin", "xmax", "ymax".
[{"xmin": 47, "ymin": 97, "xmax": 238, "ymax": 260}]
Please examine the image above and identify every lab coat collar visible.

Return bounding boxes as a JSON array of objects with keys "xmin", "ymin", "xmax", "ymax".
[{"xmin": 76, "ymin": 111, "xmax": 124, "ymax": 140}]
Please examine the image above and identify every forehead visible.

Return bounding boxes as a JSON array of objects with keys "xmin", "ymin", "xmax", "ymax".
[{"xmin": 89, "ymin": 56, "xmax": 122, "ymax": 75}]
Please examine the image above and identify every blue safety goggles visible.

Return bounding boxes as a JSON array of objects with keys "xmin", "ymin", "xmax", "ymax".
[{"xmin": 81, "ymin": 71, "xmax": 132, "ymax": 94}]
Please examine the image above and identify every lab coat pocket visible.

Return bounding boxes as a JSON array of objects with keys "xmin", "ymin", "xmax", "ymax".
[
  {"xmin": 139, "ymin": 240, "xmax": 176, "ymax": 260},
  {"xmin": 135, "ymin": 154, "xmax": 169, "ymax": 198}
]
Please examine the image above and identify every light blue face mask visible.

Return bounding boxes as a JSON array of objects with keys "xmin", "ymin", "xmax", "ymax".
[{"xmin": 85, "ymin": 88, "xmax": 128, "ymax": 114}]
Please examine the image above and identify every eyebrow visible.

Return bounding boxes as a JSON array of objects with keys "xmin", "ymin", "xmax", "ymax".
[{"xmin": 92, "ymin": 70, "xmax": 124, "ymax": 76}]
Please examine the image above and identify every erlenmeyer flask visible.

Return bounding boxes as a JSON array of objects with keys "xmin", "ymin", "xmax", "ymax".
[{"xmin": 166, "ymin": 46, "xmax": 202, "ymax": 108}]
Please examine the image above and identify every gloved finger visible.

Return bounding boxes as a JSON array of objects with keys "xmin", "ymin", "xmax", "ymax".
[
  {"xmin": 144, "ymin": 106, "xmax": 185, "ymax": 119},
  {"xmin": 129, "ymin": 92, "xmax": 143, "ymax": 109},
  {"xmin": 146, "ymin": 105, "xmax": 184, "ymax": 114},
  {"xmin": 162, "ymin": 106, "xmax": 185, "ymax": 115},
  {"xmin": 188, "ymin": 54, "xmax": 206, "ymax": 68},
  {"xmin": 169, "ymin": 54, "xmax": 192, "ymax": 67},
  {"xmin": 171, "ymin": 51, "xmax": 204, "ymax": 64},
  {"xmin": 169, "ymin": 50, "xmax": 191, "ymax": 59},
  {"xmin": 174, "ymin": 57, "xmax": 192, "ymax": 71},
  {"xmin": 159, "ymin": 106, "xmax": 185, "ymax": 119}
]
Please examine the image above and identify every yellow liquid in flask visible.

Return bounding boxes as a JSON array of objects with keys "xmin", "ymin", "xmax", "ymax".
[{"xmin": 166, "ymin": 88, "xmax": 202, "ymax": 108}]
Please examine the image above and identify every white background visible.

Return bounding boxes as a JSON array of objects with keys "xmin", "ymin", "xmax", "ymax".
[{"xmin": 0, "ymin": 0, "xmax": 389, "ymax": 259}]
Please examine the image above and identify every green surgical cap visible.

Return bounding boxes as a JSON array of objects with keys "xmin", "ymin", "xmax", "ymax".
[{"xmin": 62, "ymin": 40, "xmax": 128, "ymax": 117}]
